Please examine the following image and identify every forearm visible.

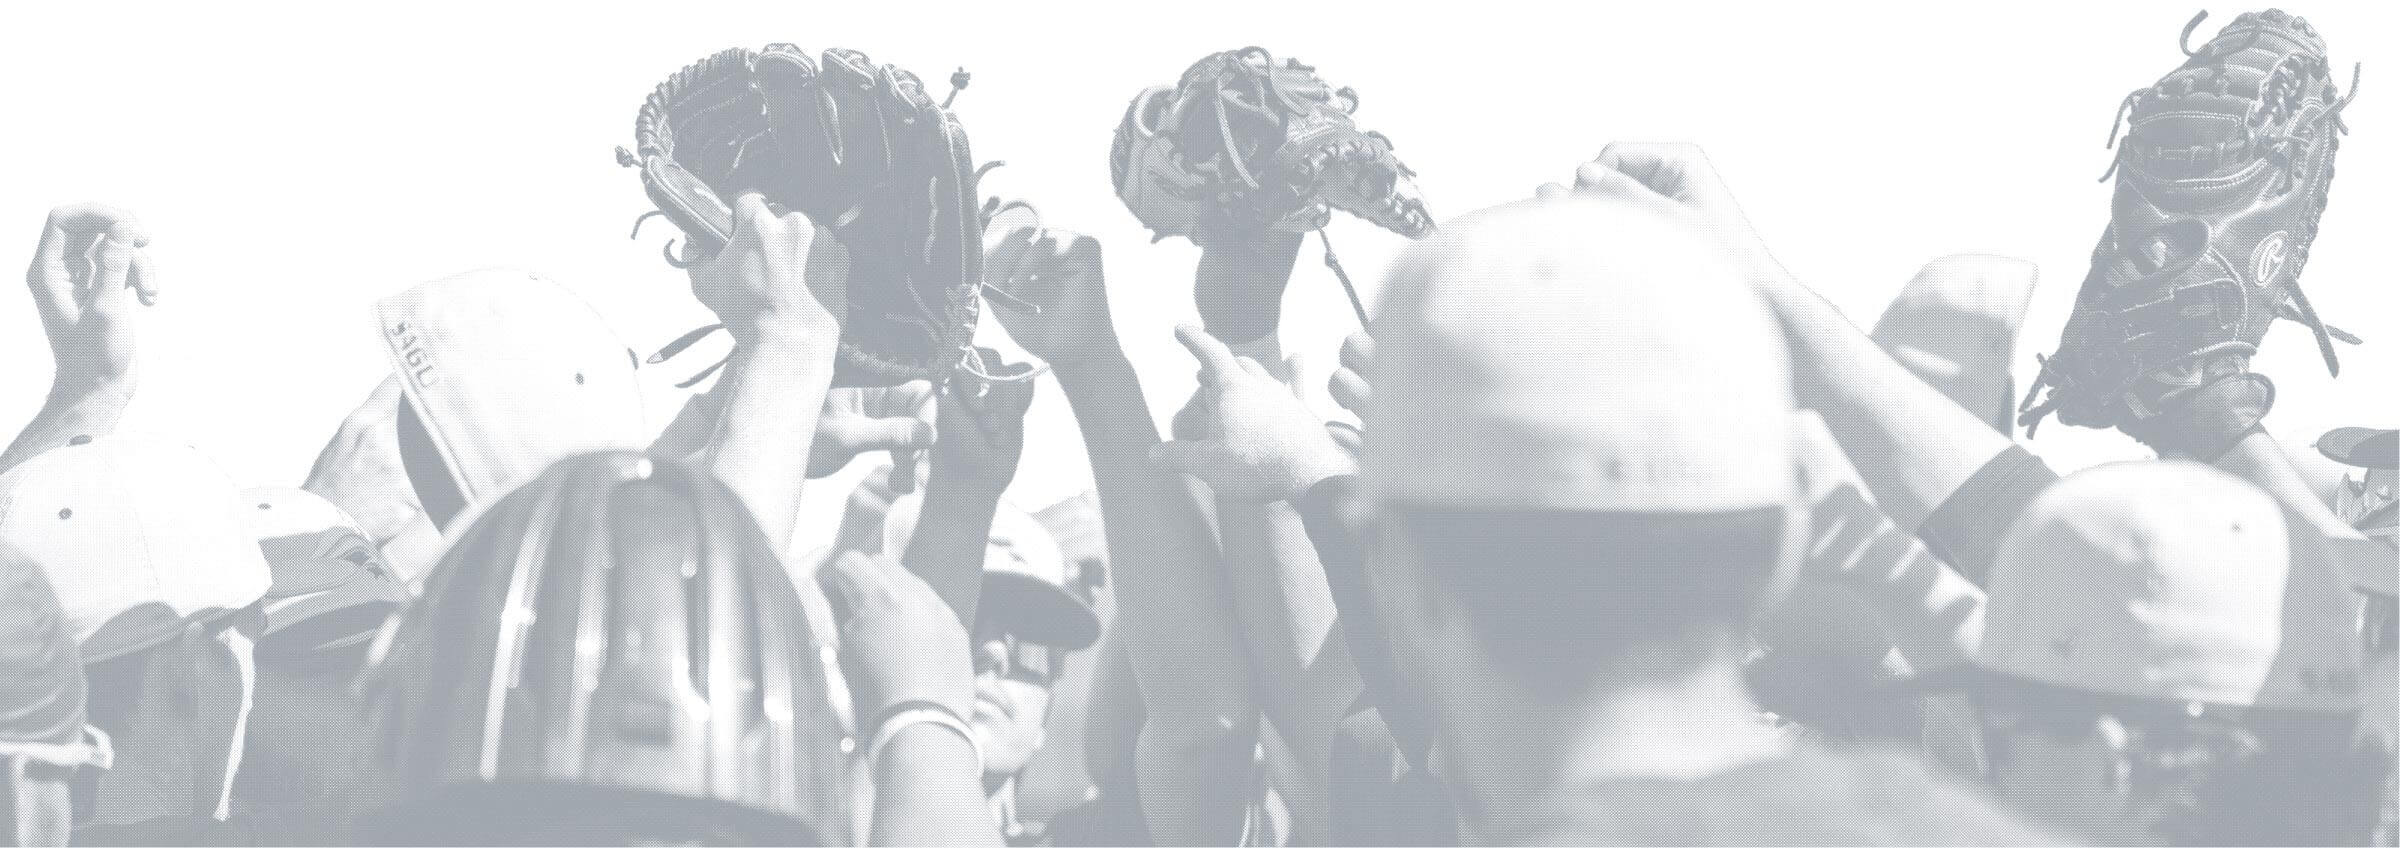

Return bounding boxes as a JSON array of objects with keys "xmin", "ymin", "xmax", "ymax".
[
  {"xmin": 870, "ymin": 724, "xmax": 1003, "ymax": 847},
  {"xmin": 1054, "ymin": 351, "xmax": 1260, "ymax": 844},
  {"xmin": 2203, "ymin": 429, "xmax": 2369, "ymax": 542},
  {"xmin": 1216, "ymin": 497, "xmax": 1357, "ymax": 831},
  {"xmin": 905, "ymin": 472, "xmax": 1004, "ymax": 627},
  {"xmin": 1195, "ymin": 233, "xmax": 1304, "ymax": 345},
  {"xmin": 1760, "ymin": 279, "xmax": 2015, "ymax": 530},
  {"xmin": 2, "ymin": 378, "xmax": 131, "ymax": 474},
  {"xmin": 1804, "ymin": 486, "xmax": 1985, "ymax": 671},
  {"xmin": 705, "ymin": 327, "xmax": 835, "ymax": 551}
]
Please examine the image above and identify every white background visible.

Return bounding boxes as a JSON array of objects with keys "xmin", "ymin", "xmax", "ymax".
[{"xmin": 4, "ymin": 0, "xmax": 2392, "ymax": 530}]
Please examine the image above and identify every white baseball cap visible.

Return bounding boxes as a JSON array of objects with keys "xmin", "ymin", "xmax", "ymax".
[
  {"xmin": 1975, "ymin": 461, "xmax": 2361, "ymax": 713},
  {"xmin": 238, "ymin": 487, "xmax": 410, "ymax": 655},
  {"xmin": 1870, "ymin": 255, "xmax": 2038, "ymax": 432},
  {"xmin": 1363, "ymin": 195, "xmax": 1795, "ymax": 513},
  {"xmin": 0, "ymin": 436, "xmax": 271, "ymax": 663},
  {"xmin": 373, "ymin": 268, "xmax": 650, "ymax": 516}
]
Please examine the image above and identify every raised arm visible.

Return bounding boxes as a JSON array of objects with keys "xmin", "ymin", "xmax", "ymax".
[
  {"xmin": 1555, "ymin": 145, "xmax": 2030, "ymax": 536},
  {"xmin": 820, "ymin": 550, "xmax": 1004, "ymax": 847},
  {"xmin": 5, "ymin": 204, "xmax": 157, "ymax": 474},
  {"xmin": 989, "ymin": 223, "xmax": 1260, "ymax": 845},
  {"xmin": 1186, "ymin": 236, "xmax": 1364, "ymax": 837},
  {"xmin": 681, "ymin": 194, "xmax": 847, "ymax": 551},
  {"xmin": 900, "ymin": 349, "xmax": 1038, "ymax": 627}
]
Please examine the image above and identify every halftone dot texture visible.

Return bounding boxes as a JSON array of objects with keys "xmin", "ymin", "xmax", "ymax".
[
  {"xmin": 0, "ymin": 435, "xmax": 270, "ymax": 663},
  {"xmin": 1364, "ymin": 195, "xmax": 1794, "ymax": 513}
]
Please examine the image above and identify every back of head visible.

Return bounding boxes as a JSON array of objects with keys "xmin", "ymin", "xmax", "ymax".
[
  {"xmin": 1361, "ymin": 196, "xmax": 1800, "ymax": 689},
  {"xmin": 1974, "ymin": 461, "xmax": 2383, "ymax": 844},
  {"xmin": 0, "ymin": 435, "xmax": 272, "ymax": 665},
  {"xmin": 360, "ymin": 451, "xmax": 845, "ymax": 845},
  {"xmin": 1981, "ymin": 460, "xmax": 2357, "ymax": 714}
]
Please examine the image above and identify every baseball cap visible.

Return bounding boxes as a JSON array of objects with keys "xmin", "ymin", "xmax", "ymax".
[
  {"xmin": 1363, "ymin": 195, "xmax": 1795, "ymax": 513},
  {"xmin": 2319, "ymin": 427, "xmax": 2398, "ymax": 470},
  {"xmin": 0, "ymin": 435, "xmax": 272, "ymax": 664},
  {"xmin": 302, "ymin": 375, "xmax": 448, "ymax": 584},
  {"xmin": 882, "ymin": 494, "xmax": 1099, "ymax": 650},
  {"xmin": 238, "ymin": 487, "xmax": 410, "ymax": 655},
  {"xmin": 1970, "ymin": 461, "xmax": 2360, "ymax": 713},
  {"xmin": 373, "ymin": 268, "xmax": 650, "ymax": 518},
  {"xmin": 1870, "ymin": 254, "xmax": 2038, "ymax": 432}
]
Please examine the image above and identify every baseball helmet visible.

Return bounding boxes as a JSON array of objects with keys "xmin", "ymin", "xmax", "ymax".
[{"xmin": 359, "ymin": 451, "xmax": 847, "ymax": 844}]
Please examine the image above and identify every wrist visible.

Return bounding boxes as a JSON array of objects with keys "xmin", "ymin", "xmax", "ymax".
[
  {"xmin": 926, "ymin": 456, "xmax": 1014, "ymax": 501},
  {"xmin": 46, "ymin": 373, "xmax": 133, "ymax": 409},
  {"xmin": 1051, "ymin": 348, "xmax": 1137, "ymax": 391},
  {"xmin": 733, "ymin": 315, "xmax": 836, "ymax": 357},
  {"xmin": 867, "ymin": 700, "xmax": 983, "ymax": 774}
]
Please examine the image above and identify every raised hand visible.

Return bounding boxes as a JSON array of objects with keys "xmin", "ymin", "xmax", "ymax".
[
  {"xmin": 1325, "ymin": 330, "xmax": 1374, "ymax": 457},
  {"xmin": 986, "ymin": 224, "xmax": 1113, "ymax": 367},
  {"xmin": 930, "ymin": 348, "xmax": 1039, "ymax": 495},
  {"xmin": 819, "ymin": 550, "xmax": 976, "ymax": 725},
  {"xmin": 685, "ymin": 193, "xmax": 849, "ymax": 343},
  {"xmin": 1151, "ymin": 325, "xmax": 1354, "ymax": 502},
  {"xmin": 810, "ymin": 382, "xmax": 937, "ymax": 478},
  {"xmin": 25, "ymin": 204, "xmax": 157, "ymax": 393},
  {"xmin": 1541, "ymin": 142, "xmax": 1790, "ymax": 289}
]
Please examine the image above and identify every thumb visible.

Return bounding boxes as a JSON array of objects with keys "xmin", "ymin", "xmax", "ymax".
[{"xmin": 729, "ymin": 192, "xmax": 778, "ymax": 243}]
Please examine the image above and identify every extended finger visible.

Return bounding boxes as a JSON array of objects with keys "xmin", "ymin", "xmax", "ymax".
[
  {"xmin": 1173, "ymin": 323, "xmax": 1244, "ymax": 383},
  {"xmin": 1325, "ymin": 421, "xmax": 1363, "ymax": 456},
  {"xmin": 86, "ymin": 239, "xmax": 137, "ymax": 309},
  {"xmin": 1339, "ymin": 332, "xmax": 1374, "ymax": 371},
  {"xmin": 839, "ymin": 416, "xmax": 936, "ymax": 453},
  {"xmin": 729, "ymin": 192, "xmax": 777, "ymax": 242},
  {"xmin": 127, "ymin": 250, "xmax": 159, "ymax": 306},
  {"xmin": 1329, "ymin": 367, "xmax": 1370, "ymax": 413}
]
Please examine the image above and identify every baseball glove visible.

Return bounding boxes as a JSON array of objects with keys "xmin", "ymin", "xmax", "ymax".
[
  {"xmin": 2020, "ymin": 10, "xmax": 2361, "ymax": 456},
  {"xmin": 618, "ymin": 45, "xmax": 986, "ymax": 387},
  {"xmin": 1111, "ymin": 47, "xmax": 1433, "ymax": 244}
]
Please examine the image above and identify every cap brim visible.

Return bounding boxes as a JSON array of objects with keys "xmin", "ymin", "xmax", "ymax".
[
  {"xmin": 262, "ymin": 580, "xmax": 409, "ymax": 652},
  {"xmin": 977, "ymin": 572, "xmax": 1099, "ymax": 650},
  {"xmin": 2318, "ymin": 428, "xmax": 2398, "ymax": 470}
]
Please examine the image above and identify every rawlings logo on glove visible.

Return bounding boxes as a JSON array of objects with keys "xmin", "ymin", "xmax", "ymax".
[{"xmin": 2021, "ymin": 9, "xmax": 2362, "ymax": 457}]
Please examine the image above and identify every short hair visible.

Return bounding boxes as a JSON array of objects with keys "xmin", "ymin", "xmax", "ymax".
[
  {"xmin": 1392, "ymin": 505, "xmax": 1785, "ymax": 697},
  {"xmin": 1976, "ymin": 678, "xmax": 2390, "ymax": 845}
]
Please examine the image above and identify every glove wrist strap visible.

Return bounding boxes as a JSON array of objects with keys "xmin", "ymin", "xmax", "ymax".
[{"xmin": 2123, "ymin": 372, "xmax": 2275, "ymax": 461}]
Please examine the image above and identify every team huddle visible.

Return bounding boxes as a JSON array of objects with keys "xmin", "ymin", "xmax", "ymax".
[{"xmin": 3, "ymin": 8, "xmax": 2395, "ymax": 847}]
